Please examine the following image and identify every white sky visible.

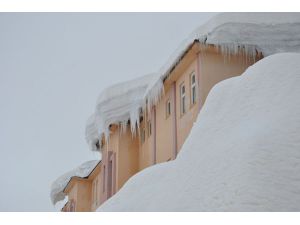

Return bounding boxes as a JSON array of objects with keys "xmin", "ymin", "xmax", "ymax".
[{"xmin": 0, "ymin": 13, "xmax": 217, "ymax": 211}]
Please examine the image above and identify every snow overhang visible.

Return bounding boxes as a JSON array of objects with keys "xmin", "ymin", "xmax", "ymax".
[
  {"xmin": 85, "ymin": 73, "xmax": 164, "ymax": 151},
  {"xmin": 159, "ymin": 12, "xmax": 300, "ymax": 83},
  {"xmin": 50, "ymin": 160, "xmax": 101, "ymax": 205}
]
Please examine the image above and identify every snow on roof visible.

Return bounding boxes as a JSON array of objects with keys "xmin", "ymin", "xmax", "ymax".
[
  {"xmin": 86, "ymin": 73, "xmax": 163, "ymax": 151},
  {"xmin": 50, "ymin": 160, "xmax": 100, "ymax": 205},
  {"xmin": 97, "ymin": 53, "xmax": 300, "ymax": 211},
  {"xmin": 159, "ymin": 12, "xmax": 300, "ymax": 81},
  {"xmin": 86, "ymin": 12, "xmax": 300, "ymax": 151}
]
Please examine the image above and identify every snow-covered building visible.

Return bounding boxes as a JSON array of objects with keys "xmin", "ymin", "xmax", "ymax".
[
  {"xmin": 51, "ymin": 160, "xmax": 103, "ymax": 212},
  {"xmin": 99, "ymin": 53, "xmax": 300, "ymax": 211},
  {"xmin": 51, "ymin": 12, "xmax": 300, "ymax": 211}
]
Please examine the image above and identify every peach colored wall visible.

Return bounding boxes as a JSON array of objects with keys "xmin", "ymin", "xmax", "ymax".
[
  {"xmin": 155, "ymin": 85, "xmax": 175, "ymax": 163},
  {"xmin": 90, "ymin": 164, "xmax": 102, "ymax": 211},
  {"xmin": 199, "ymin": 48, "xmax": 260, "ymax": 106},
  {"xmin": 76, "ymin": 179, "xmax": 92, "ymax": 212},
  {"xmin": 95, "ymin": 163, "xmax": 106, "ymax": 207},
  {"xmin": 138, "ymin": 111, "xmax": 155, "ymax": 170},
  {"xmin": 107, "ymin": 126, "xmax": 118, "ymax": 193},
  {"xmin": 100, "ymin": 125, "xmax": 119, "ymax": 202},
  {"xmin": 170, "ymin": 44, "xmax": 260, "ymax": 153},
  {"xmin": 175, "ymin": 59, "xmax": 200, "ymax": 151},
  {"xmin": 64, "ymin": 178, "xmax": 92, "ymax": 212},
  {"xmin": 117, "ymin": 125, "xmax": 139, "ymax": 189},
  {"xmin": 100, "ymin": 124, "xmax": 139, "ymax": 203},
  {"xmin": 99, "ymin": 158, "xmax": 106, "ymax": 205},
  {"xmin": 66, "ymin": 181, "xmax": 78, "ymax": 210}
]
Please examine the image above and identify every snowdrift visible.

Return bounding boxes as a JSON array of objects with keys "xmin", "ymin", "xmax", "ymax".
[
  {"xmin": 50, "ymin": 160, "xmax": 100, "ymax": 205},
  {"xmin": 98, "ymin": 53, "xmax": 300, "ymax": 211},
  {"xmin": 86, "ymin": 12, "xmax": 300, "ymax": 151}
]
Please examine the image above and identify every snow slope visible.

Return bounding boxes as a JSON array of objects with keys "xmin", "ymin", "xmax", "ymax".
[
  {"xmin": 86, "ymin": 13, "xmax": 300, "ymax": 152},
  {"xmin": 98, "ymin": 53, "xmax": 300, "ymax": 211},
  {"xmin": 50, "ymin": 160, "xmax": 99, "ymax": 205}
]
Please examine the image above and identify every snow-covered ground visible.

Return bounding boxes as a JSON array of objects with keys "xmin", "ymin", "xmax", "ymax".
[
  {"xmin": 50, "ymin": 160, "xmax": 100, "ymax": 205},
  {"xmin": 97, "ymin": 53, "xmax": 300, "ymax": 211},
  {"xmin": 86, "ymin": 13, "xmax": 300, "ymax": 152}
]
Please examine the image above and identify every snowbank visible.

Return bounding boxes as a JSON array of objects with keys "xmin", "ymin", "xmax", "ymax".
[
  {"xmin": 98, "ymin": 53, "xmax": 300, "ymax": 211},
  {"xmin": 86, "ymin": 73, "xmax": 163, "ymax": 151},
  {"xmin": 50, "ymin": 160, "xmax": 100, "ymax": 205},
  {"xmin": 86, "ymin": 13, "xmax": 300, "ymax": 151}
]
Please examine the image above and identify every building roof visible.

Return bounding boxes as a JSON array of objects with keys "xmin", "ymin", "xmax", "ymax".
[{"xmin": 50, "ymin": 160, "xmax": 101, "ymax": 205}]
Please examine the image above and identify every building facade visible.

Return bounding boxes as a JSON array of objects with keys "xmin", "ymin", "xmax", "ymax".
[
  {"xmin": 59, "ymin": 42, "xmax": 262, "ymax": 212},
  {"xmin": 61, "ymin": 162, "xmax": 103, "ymax": 212}
]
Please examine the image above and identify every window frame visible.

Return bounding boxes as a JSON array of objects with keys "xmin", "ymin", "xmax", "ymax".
[
  {"xmin": 166, "ymin": 99, "xmax": 171, "ymax": 119},
  {"xmin": 103, "ymin": 165, "xmax": 106, "ymax": 193},
  {"xmin": 190, "ymin": 72, "xmax": 197, "ymax": 106},
  {"xmin": 147, "ymin": 120, "xmax": 152, "ymax": 137},
  {"xmin": 180, "ymin": 82, "xmax": 186, "ymax": 116}
]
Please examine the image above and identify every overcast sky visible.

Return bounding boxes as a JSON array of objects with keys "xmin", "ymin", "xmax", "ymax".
[{"xmin": 0, "ymin": 12, "xmax": 217, "ymax": 211}]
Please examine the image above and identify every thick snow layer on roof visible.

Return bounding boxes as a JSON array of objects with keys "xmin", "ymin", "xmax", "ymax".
[
  {"xmin": 86, "ymin": 73, "xmax": 163, "ymax": 151},
  {"xmin": 86, "ymin": 13, "xmax": 300, "ymax": 150},
  {"xmin": 87, "ymin": 13, "xmax": 300, "ymax": 151},
  {"xmin": 98, "ymin": 53, "xmax": 300, "ymax": 211},
  {"xmin": 159, "ymin": 12, "xmax": 300, "ymax": 80},
  {"xmin": 50, "ymin": 160, "xmax": 99, "ymax": 205}
]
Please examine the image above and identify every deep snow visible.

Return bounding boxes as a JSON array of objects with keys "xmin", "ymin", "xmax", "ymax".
[
  {"xmin": 97, "ymin": 53, "xmax": 300, "ymax": 211},
  {"xmin": 50, "ymin": 160, "xmax": 99, "ymax": 205},
  {"xmin": 86, "ymin": 13, "xmax": 300, "ymax": 152}
]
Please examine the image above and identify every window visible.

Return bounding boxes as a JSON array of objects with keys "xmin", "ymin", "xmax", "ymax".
[
  {"xmin": 103, "ymin": 165, "xmax": 106, "ymax": 193},
  {"xmin": 141, "ymin": 128, "xmax": 145, "ymax": 144},
  {"xmin": 166, "ymin": 99, "xmax": 171, "ymax": 118},
  {"xmin": 147, "ymin": 121, "xmax": 151, "ymax": 137},
  {"xmin": 180, "ymin": 83, "xmax": 186, "ymax": 115},
  {"xmin": 190, "ymin": 72, "xmax": 197, "ymax": 105}
]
